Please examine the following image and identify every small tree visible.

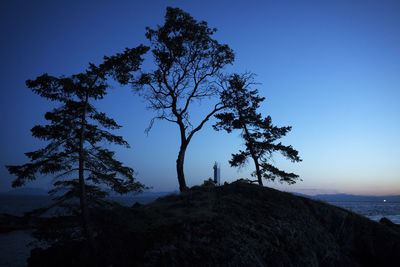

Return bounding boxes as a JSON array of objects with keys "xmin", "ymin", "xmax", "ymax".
[
  {"xmin": 6, "ymin": 46, "xmax": 148, "ymax": 243},
  {"xmin": 132, "ymin": 7, "xmax": 234, "ymax": 191},
  {"xmin": 214, "ymin": 74, "xmax": 302, "ymax": 186}
]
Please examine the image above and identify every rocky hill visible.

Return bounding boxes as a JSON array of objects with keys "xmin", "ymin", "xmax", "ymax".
[{"xmin": 28, "ymin": 181, "xmax": 400, "ymax": 266}]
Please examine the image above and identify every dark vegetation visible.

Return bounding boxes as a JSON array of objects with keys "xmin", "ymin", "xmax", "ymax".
[
  {"xmin": 6, "ymin": 47, "xmax": 148, "ymax": 244},
  {"xmin": 25, "ymin": 181, "xmax": 400, "ymax": 266},
  {"xmin": 214, "ymin": 74, "xmax": 301, "ymax": 185},
  {"xmin": 6, "ymin": 6, "xmax": 300, "ymax": 248},
  {"xmin": 131, "ymin": 7, "xmax": 234, "ymax": 191}
]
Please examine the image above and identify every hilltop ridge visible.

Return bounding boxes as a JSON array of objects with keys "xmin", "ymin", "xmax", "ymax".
[{"xmin": 29, "ymin": 181, "xmax": 400, "ymax": 266}]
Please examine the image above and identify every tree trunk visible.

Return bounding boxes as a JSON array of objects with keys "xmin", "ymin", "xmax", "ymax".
[
  {"xmin": 176, "ymin": 143, "xmax": 189, "ymax": 192},
  {"xmin": 251, "ymin": 156, "xmax": 263, "ymax": 186},
  {"xmin": 78, "ymin": 93, "xmax": 95, "ymax": 247},
  {"xmin": 235, "ymin": 105, "xmax": 263, "ymax": 186},
  {"xmin": 241, "ymin": 117, "xmax": 263, "ymax": 186}
]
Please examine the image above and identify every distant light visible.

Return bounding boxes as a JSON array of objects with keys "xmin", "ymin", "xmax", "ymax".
[{"xmin": 383, "ymin": 199, "xmax": 387, "ymax": 202}]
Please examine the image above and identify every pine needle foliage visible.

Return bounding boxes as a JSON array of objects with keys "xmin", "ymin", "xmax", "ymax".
[
  {"xmin": 214, "ymin": 74, "xmax": 302, "ymax": 186},
  {"xmin": 6, "ymin": 45, "xmax": 148, "ymax": 240}
]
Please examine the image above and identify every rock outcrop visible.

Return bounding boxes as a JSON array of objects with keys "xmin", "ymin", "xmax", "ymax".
[{"xmin": 28, "ymin": 181, "xmax": 400, "ymax": 266}]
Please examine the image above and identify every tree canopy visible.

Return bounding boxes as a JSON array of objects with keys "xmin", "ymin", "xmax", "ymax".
[
  {"xmin": 6, "ymin": 45, "xmax": 148, "ymax": 241},
  {"xmin": 131, "ymin": 7, "xmax": 234, "ymax": 191},
  {"xmin": 214, "ymin": 74, "xmax": 302, "ymax": 185}
]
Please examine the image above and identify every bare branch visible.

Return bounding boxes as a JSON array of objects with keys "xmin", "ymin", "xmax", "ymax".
[{"xmin": 187, "ymin": 102, "xmax": 226, "ymax": 143}]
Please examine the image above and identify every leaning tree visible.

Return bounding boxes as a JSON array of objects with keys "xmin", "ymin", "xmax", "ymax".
[
  {"xmin": 131, "ymin": 7, "xmax": 234, "ymax": 191},
  {"xmin": 6, "ymin": 45, "xmax": 148, "ymax": 243},
  {"xmin": 214, "ymin": 74, "xmax": 302, "ymax": 186}
]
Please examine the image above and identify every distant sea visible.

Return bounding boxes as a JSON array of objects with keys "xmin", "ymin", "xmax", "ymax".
[
  {"xmin": 326, "ymin": 200, "xmax": 400, "ymax": 224},
  {"xmin": 0, "ymin": 194, "xmax": 399, "ymax": 266}
]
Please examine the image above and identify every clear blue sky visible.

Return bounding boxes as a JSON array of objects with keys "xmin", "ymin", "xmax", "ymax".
[{"xmin": 1, "ymin": 0, "xmax": 399, "ymax": 195}]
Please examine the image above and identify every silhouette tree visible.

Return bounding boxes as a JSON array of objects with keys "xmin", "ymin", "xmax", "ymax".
[
  {"xmin": 6, "ymin": 45, "xmax": 148, "ymax": 244},
  {"xmin": 214, "ymin": 74, "xmax": 301, "ymax": 186},
  {"xmin": 132, "ymin": 7, "xmax": 234, "ymax": 191}
]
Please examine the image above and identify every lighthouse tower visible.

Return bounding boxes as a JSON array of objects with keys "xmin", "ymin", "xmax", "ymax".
[{"xmin": 213, "ymin": 162, "xmax": 220, "ymax": 185}]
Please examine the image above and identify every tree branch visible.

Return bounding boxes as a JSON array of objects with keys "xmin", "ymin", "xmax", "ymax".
[{"xmin": 187, "ymin": 102, "xmax": 226, "ymax": 143}]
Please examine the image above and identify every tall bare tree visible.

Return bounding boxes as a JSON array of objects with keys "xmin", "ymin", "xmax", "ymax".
[{"xmin": 133, "ymin": 7, "xmax": 234, "ymax": 191}]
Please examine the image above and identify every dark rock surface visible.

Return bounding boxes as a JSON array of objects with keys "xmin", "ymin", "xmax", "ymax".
[
  {"xmin": 28, "ymin": 182, "xmax": 400, "ymax": 266},
  {"xmin": 379, "ymin": 217, "xmax": 400, "ymax": 234}
]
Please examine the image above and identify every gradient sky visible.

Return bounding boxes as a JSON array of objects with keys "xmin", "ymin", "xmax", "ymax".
[{"xmin": 1, "ymin": 0, "xmax": 399, "ymax": 195}]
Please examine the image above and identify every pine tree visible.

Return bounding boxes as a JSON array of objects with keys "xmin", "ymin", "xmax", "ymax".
[
  {"xmin": 214, "ymin": 74, "xmax": 302, "ymax": 186},
  {"xmin": 6, "ymin": 46, "xmax": 148, "ymax": 243}
]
